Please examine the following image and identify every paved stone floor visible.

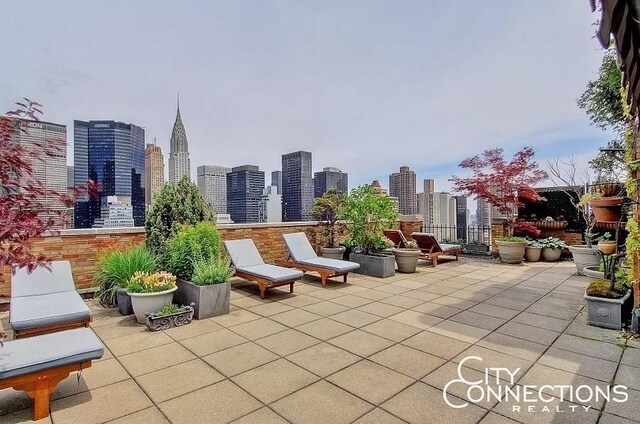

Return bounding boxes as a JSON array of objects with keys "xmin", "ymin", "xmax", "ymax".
[{"xmin": 1, "ymin": 258, "xmax": 639, "ymax": 424}]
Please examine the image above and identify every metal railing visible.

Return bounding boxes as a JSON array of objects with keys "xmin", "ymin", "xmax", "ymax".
[{"xmin": 420, "ymin": 225, "xmax": 492, "ymax": 246}]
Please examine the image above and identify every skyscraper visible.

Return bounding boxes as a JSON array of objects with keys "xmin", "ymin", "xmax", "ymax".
[
  {"xmin": 314, "ymin": 167, "xmax": 348, "ymax": 197},
  {"xmin": 197, "ymin": 165, "xmax": 231, "ymax": 215},
  {"xmin": 8, "ymin": 118, "xmax": 68, "ymax": 229},
  {"xmin": 271, "ymin": 170, "xmax": 282, "ymax": 194},
  {"xmin": 389, "ymin": 166, "xmax": 417, "ymax": 215},
  {"xmin": 145, "ymin": 141, "xmax": 165, "ymax": 209},
  {"xmin": 282, "ymin": 151, "xmax": 313, "ymax": 221},
  {"xmin": 454, "ymin": 195, "xmax": 468, "ymax": 240},
  {"xmin": 259, "ymin": 185, "xmax": 282, "ymax": 223},
  {"xmin": 168, "ymin": 98, "xmax": 191, "ymax": 183},
  {"xmin": 74, "ymin": 120, "xmax": 145, "ymax": 228},
  {"xmin": 476, "ymin": 198, "xmax": 491, "ymax": 227},
  {"xmin": 433, "ymin": 192, "xmax": 457, "ymax": 239},
  {"xmin": 420, "ymin": 179, "xmax": 435, "ymax": 227},
  {"xmin": 227, "ymin": 165, "xmax": 265, "ymax": 223}
]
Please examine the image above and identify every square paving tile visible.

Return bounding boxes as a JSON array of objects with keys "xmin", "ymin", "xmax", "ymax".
[
  {"xmin": 603, "ymin": 389, "xmax": 640, "ymax": 424},
  {"xmin": 361, "ymin": 319, "xmax": 422, "ymax": 342},
  {"xmin": 93, "ymin": 317, "xmax": 144, "ymax": 340},
  {"xmin": 103, "ymin": 330, "xmax": 174, "ymax": 356},
  {"xmin": 269, "ymin": 308, "xmax": 322, "ymax": 327},
  {"xmin": 427, "ymin": 319, "xmax": 491, "ymax": 344},
  {"xmin": 158, "ymin": 380, "xmax": 262, "ymax": 424},
  {"xmin": 354, "ymin": 288, "xmax": 395, "ymax": 301},
  {"xmin": 331, "ymin": 295, "xmax": 374, "ymax": 308},
  {"xmin": 328, "ymin": 329, "xmax": 394, "ymax": 357},
  {"xmin": 109, "ymin": 407, "xmax": 170, "ymax": 424},
  {"xmin": 353, "ymin": 408, "xmax": 406, "ymax": 423},
  {"xmin": 50, "ymin": 380, "xmax": 152, "ymax": 424},
  {"xmin": 247, "ymin": 302, "xmax": 295, "ymax": 317},
  {"xmin": 380, "ymin": 294, "xmax": 425, "ymax": 309},
  {"xmin": 402, "ymin": 330, "xmax": 471, "ymax": 360},
  {"xmin": 552, "ymin": 334, "xmax": 623, "ymax": 363},
  {"xmin": 296, "ymin": 318, "xmax": 354, "ymax": 340},
  {"xmin": 135, "ymin": 359, "xmax": 225, "ymax": 403},
  {"xmin": 429, "ymin": 295, "xmax": 477, "ymax": 309},
  {"xmin": 476, "ymin": 332, "xmax": 547, "ymax": 362},
  {"xmin": 271, "ymin": 380, "xmax": 373, "ymax": 424},
  {"xmin": 451, "ymin": 345, "xmax": 534, "ymax": 379},
  {"xmin": 381, "ymin": 382, "xmax": 486, "ymax": 424},
  {"xmin": 369, "ymin": 344, "xmax": 446, "ymax": 379},
  {"xmin": 286, "ymin": 342, "xmax": 361, "ymax": 377},
  {"xmin": 52, "ymin": 357, "xmax": 130, "ymax": 400},
  {"xmin": 621, "ymin": 347, "xmax": 640, "ymax": 368},
  {"xmin": 278, "ymin": 294, "xmax": 323, "ymax": 308},
  {"xmin": 302, "ymin": 301, "xmax": 350, "ymax": 317},
  {"xmin": 231, "ymin": 407, "xmax": 289, "ymax": 423},
  {"xmin": 356, "ymin": 301, "xmax": 405, "ymax": 318},
  {"xmin": 119, "ymin": 342, "xmax": 196, "ymax": 376},
  {"xmin": 255, "ymin": 329, "xmax": 321, "ymax": 356},
  {"xmin": 179, "ymin": 328, "xmax": 248, "ymax": 356},
  {"xmin": 449, "ymin": 310, "xmax": 507, "ymax": 331},
  {"xmin": 211, "ymin": 309, "xmax": 262, "ymax": 327},
  {"xmin": 389, "ymin": 310, "xmax": 443, "ymax": 329},
  {"xmin": 202, "ymin": 341, "xmax": 279, "ymax": 377},
  {"xmin": 327, "ymin": 360, "xmax": 414, "ymax": 404},
  {"xmin": 512, "ymin": 311, "xmax": 570, "ymax": 332},
  {"xmin": 230, "ymin": 317, "xmax": 288, "ymax": 340},
  {"xmin": 615, "ymin": 364, "xmax": 640, "ymax": 391},
  {"xmin": 331, "ymin": 309, "xmax": 381, "ymax": 328},
  {"xmin": 411, "ymin": 301, "xmax": 463, "ymax": 319},
  {"xmin": 538, "ymin": 347, "xmax": 619, "ymax": 382},
  {"xmin": 163, "ymin": 318, "xmax": 223, "ymax": 341},
  {"xmin": 496, "ymin": 321, "xmax": 560, "ymax": 346},
  {"xmin": 232, "ymin": 358, "xmax": 319, "ymax": 403}
]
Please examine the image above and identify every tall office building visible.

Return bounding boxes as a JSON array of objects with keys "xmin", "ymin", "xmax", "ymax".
[
  {"xmin": 92, "ymin": 196, "xmax": 135, "ymax": 228},
  {"xmin": 197, "ymin": 165, "xmax": 231, "ymax": 215},
  {"xmin": 454, "ymin": 195, "xmax": 468, "ymax": 240},
  {"xmin": 227, "ymin": 165, "xmax": 265, "ymax": 223},
  {"xmin": 314, "ymin": 167, "xmax": 348, "ymax": 197},
  {"xmin": 67, "ymin": 166, "xmax": 75, "ymax": 228},
  {"xmin": 420, "ymin": 179, "xmax": 435, "ymax": 227},
  {"xmin": 282, "ymin": 151, "xmax": 313, "ymax": 221},
  {"xmin": 476, "ymin": 198, "xmax": 492, "ymax": 227},
  {"xmin": 7, "ymin": 118, "xmax": 68, "ymax": 228},
  {"xmin": 259, "ymin": 185, "xmax": 282, "ymax": 223},
  {"xmin": 67, "ymin": 166, "xmax": 74, "ymax": 189},
  {"xmin": 145, "ymin": 142, "xmax": 165, "ymax": 209},
  {"xmin": 168, "ymin": 98, "xmax": 191, "ymax": 183},
  {"xmin": 74, "ymin": 120, "xmax": 145, "ymax": 228},
  {"xmin": 389, "ymin": 166, "xmax": 417, "ymax": 215},
  {"xmin": 271, "ymin": 170, "xmax": 282, "ymax": 194}
]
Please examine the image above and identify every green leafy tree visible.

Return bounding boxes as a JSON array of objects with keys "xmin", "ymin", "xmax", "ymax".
[
  {"xmin": 311, "ymin": 189, "xmax": 347, "ymax": 248},
  {"xmin": 342, "ymin": 185, "xmax": 398, "ymax": 254},
  {"xmin": 145, "ymin": 176, "xmax": 211, "ymax": 264}
]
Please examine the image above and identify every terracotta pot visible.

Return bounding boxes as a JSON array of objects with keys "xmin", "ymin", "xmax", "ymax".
[
  {"xmin": 590, "ymin": 197, "xmax": 624, "ymax": 223},
  {"xmin": 598, "ymin": 241, "xmax": 617, "ymax": 256}
]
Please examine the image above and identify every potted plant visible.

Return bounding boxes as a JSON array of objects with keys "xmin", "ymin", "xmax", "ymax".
[
  {"xmin": 393, "ymin": 240, "xmax": 421, "ymax": 273},
  {"xmin": 584, "ymin": 260, "xmax": 632, "ymax": 329},
  {"xmin": 524, "ymin": 239, "xmax": 542, "ymax": 262},
  {"xmin": 451, "ymin": 147, "xmax": 548, "ymax": 265},
  {"xmin": 588, "ymin": 184, "xmax": 625, "ymax": 223},
  {"xmin": 538, "ymin": 237, "xmax": 567, "ymax": 262},
  {"xmin": 127, "ymin": 271, "xmax": 178, "ymax": 324},
  {"xmin": 343, "ymin": 185, "xmax": 398, "ymax": 278},
  {"xmin": 597, "ymin": 233, "xmax": 616, "ymax": 255},
  {"xmin": 146, "ymin": 303, "xmax": 195, "ymax": 331},
  {"xmin": 311, "ymin": 189, "xmax": 347, "ymax": 260},
  {"xmin": 93, "ymin": 244, "xmax": 157, "ymax": 315},
  {"xmin": 165, "ymin": 222, "xmax": 231, "ymax": 319}
]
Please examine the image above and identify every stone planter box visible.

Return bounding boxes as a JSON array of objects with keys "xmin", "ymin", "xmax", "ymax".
[
  {"xmin": 320, "ymin": 246, "xmax": 346, "ymax": 260},
  {"xmin": 569, "ymin": 245, "xmax": 600, "ymax": 275},
  {"xmin": 349, "ymin": 253, "xmax": 395, "ymax": 278},
  {"xmin": 583, "ymin": 290, "xmax": 632, "ymax": 330},
  {"xmin": 129, "ymin": 286, "xmax": 177, "ymax": 324},
  {"xmin": 116, "ymin": 288, "xmax": 134, "ymax": 316},
  {"xmin": 146, "ymin": 304, "xmax": 195, "ymax": 331},
  {"xmin": 174, "ymin": 279, "xmax": 230, "ymax": 320},
  {"xmin": 464, "ymin": 244, "xmax": 490, "ymax": 254}
]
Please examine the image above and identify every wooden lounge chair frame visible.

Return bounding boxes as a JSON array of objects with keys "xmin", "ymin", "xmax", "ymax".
[
  {"xmin": 383, "ymin": 229, "xmax": 408, "ymax": 248},
  {"xmin": 13, "ymin": 317, "xmax": 92, "ymax": 340},
  {"xmin": 233, "ymin": 270, "xmax": 296, "ymax": 300},
  {"xmin": 411, "ymin": 233, "xmax": 462, "ymax": 267},
  {"xmin": 276, "ymin": 258, "xmax": 349, "ymax": 288},
  {"xmin": 0, "ymin": 361, "xmax": 92, "ymax": 420}
]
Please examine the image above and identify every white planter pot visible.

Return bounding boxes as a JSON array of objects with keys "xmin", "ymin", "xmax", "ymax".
[
  {"xmin": 495, "ymin": 240, "xmax": 526, "ymax": 264},
  {"xmin": 524, "ymin": 246, "xmax": 541, "ymax": 262},
  {"xmin": 320, "ymin": 246, "xmax": 346, "ymax": 260},
  {"xmin": 541, "ymin": 247, "xmax": 562, "ymax": 262},
  {"xmin": 393, "ymin": 249, "xmax": 421, "ymax": 273},
  {"xmin": 129, "ymin": 286, "xmax": 177, "ymax": 324},
  {"xmin": 568, "ymin": 245, "xmax": 600, "ymax": 275},
  {"xmin": 582, "ymin": 266, "xmax": 605, "ymax": 279}
]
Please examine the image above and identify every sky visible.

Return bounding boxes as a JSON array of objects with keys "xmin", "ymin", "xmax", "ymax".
[{"xmin": 0, "ymin": 0, "xmax": 614, "ymax": 201}]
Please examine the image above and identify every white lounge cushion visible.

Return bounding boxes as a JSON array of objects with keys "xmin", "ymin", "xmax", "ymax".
[
  {"xmin": 298, "ymin": 257, "xmax": 360, "ymax": 273},
  {"xmin": 224, "ymin": 239, "xmax": 265, "ymax": 268},
  {"xmin": 237, "ymin": 264, "xmax": 304, "ymax": 283},
  {"xmin": 11, "ymin": 261, "xmax": 75, "ymax": 297},
  {"xmin": 0, "ymin": 328, "xmax": 104, "ymax": 379},
  {"xmin": 282, "ymin": 233, "xmax": 318, "ymax": 261},
  {"xmin": 10, "ymin": 291, "xmax": 91, "ymax": 331}
]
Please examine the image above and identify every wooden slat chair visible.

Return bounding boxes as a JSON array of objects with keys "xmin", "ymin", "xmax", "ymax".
[
  {"xmin": 383, "ymin": 229, "xmax": 408, "ymax": 248},
  {"xmin": 10, "ymin": 261, "xmax": 92, "ymax": 339},
  {"xmin": 279, "ymin": 233, "xmax": 360, "ymax": 287},
  {"xmin": 223, "ymin": 239, "xmax": 304, "ymax": 299},
  {"xmin": 0, "ymin": 328, "xmax": 104, "ymax": 420},
  {"xmin": 411, "ymin": 232, "xmax": 462, "ymax": 267}
]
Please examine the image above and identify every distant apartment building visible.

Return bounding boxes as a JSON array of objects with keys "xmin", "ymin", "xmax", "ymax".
[
  {"xmin": 73, "ymin": 120, "xmax": 145, "ymax": 228},
  {"xmin": 7, "ymin": 118, "xmax": 68, "ymax": 229},
  {"xmin": 227, "ymin": 165, "xmax": 265, "ymax": 223},
  {"xmin": 419, "ymin": 179, "xmax": 435, "ymax": 227},
  {"xmin": 168, "ymin": 100, "xmax": 191, "ymax": 183},
  {"xmin": 197, "ymin": 165, "xmax": 231, "ymax": 215},
  {"xmin": 389, "ymin": 166, "xmax": 417, "ymax": 215},
  {"xmin": 314, "ymin": 167, "xmax": 348, "ymax": 197},
  {"xmin": 432, "ymin": 192, "xmax": 457, "ymax": 239},
  {"xmin": 145, "ymin": 142, "xmax": 165, "ymax": 209},
  {"xmin": 476, "ymin": 198, "xmax": 491, "ymax": 227},
  {"xmin": 259, "ymin": 185, "xmax": 282, "ymax": 223},
  {"xmin": 92, "ymin": 196, "xmax": 135, "ymax": 228},
  {"xmin": 282, "ymin": 151, "xmax": 313, "ymax": 221},
  {"xmin": 454, "ymin": 195, "xmax": 468, "ymax": 240},
  {"xmin": 271, "ymin": 170, "xmax": 282, "ymax": 194},
  {"xmin": 371, "ymin": 180, "xmax": 388, "ymax": 196}
]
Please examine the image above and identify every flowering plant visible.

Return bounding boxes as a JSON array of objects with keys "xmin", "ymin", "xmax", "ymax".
[{"xmin": 127, "ymin": 271, "xmax": 176, "ymax": 294}]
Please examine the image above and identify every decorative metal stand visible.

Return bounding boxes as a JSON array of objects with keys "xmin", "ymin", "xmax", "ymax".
[{"xmin": 145, "ymin": 303, "xmax": 195, "ymax": 332}]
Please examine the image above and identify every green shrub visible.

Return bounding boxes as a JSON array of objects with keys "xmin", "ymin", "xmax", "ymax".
[
  {"xmin": 192, "ymin": 258, "xmax": 234, "ymax": 285},
  {"xmin": 497, "ymin": 236, "xmax": 527, "ymax": 243},
  {"xmin": 94, "ymin": 245, "xmax": 157, "ymax": 306},
  {"xmin": 145, "ymin": 176, "xmax": 211, "ymax": 265},
  {"xmin": 586, "ymin": 278, "xmax": 627, "ymax": 299},
  {"xmin": 152, "ymin": 303, "xmax": 183, "ymax": 317},
  {"xmin": 165, "ymin": 222, "xmax": 221, "ymax": 280}
]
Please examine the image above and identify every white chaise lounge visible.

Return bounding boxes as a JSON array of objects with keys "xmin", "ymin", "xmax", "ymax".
[
  {"xmin": 0, "ymin": 328, "xmax": 104, "ymax": 420},
  {"xmin": 223, "ymin": 239, "xmax": 304, "ymax": 299},
  {"xmin": 281, "ymin": 233, "xmax": 360, "ymax": 287},
  {"xmin": 10, "ymin": 261, "xmax": 92, "ymax": 339}
]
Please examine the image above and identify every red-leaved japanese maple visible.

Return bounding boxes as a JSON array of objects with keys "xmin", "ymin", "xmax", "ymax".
[
  {"xmin": 0, "ymin": 99, "xmax": 97, "ymax": 274},
  {"xmin": 450, "ymin": 147, "xmax": 548, "ymax": 239}
]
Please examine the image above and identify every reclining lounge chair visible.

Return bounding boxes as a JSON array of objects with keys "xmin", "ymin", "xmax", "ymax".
[
  {"xmin": 411, "ymin": 232, "xmax": 462, "ymax": 267},
  {"xmin": 10, "ymin": 261, "xmax": 92, "ymax": 339},
  {"xmin": 281, "ymin": 233, "xmax": 360, "ymax": 287},
  {"xmin": 0, "ymin": 327, "xmax": 104, "ymax": 420},
  {"xmin": 383, "ymin": 229, "xmax": 408, "ymax": 248},
  {"xmin": 223, "ymin": 239, "xmax": 304, "ymax": 299}
]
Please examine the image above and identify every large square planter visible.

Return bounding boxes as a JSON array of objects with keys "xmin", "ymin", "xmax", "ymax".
[
  {"xmin": 174, "ymin": 279, "xmax": 230, "ymax": 319},
  {"xmin": 349, "ymin": 253, "xmax": 395, "ymax": 278},
  {"xmin": 464, "ymin": 244, "xmax": 490, "ymax": 255},
  {"xmin": 583, "ymin": 290, "xmax": 632, "ymax": 330}
]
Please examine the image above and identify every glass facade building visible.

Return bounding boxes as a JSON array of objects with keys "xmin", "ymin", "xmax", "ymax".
[
  {"xmin": 74, "ymin": 120, "xmax": 145, "ymax": 228},
  {"xmin": 226, "ymin": 165, "xmax": 265, "ymax": 223},
  {"xmin": 313, "ymin": 167, "xmax": 348, "ymax": 197},
  {"xmin": 282, "ymin": 151, "xmax": 313, "ymax": 222}
]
